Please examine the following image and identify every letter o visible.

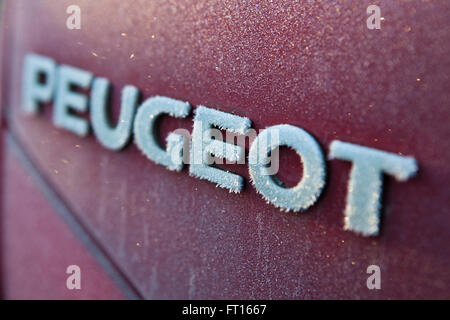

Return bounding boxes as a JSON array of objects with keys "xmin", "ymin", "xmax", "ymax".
[{"xmin": 248, "ymin": 124, "xmax": 326, "ymax": 212}]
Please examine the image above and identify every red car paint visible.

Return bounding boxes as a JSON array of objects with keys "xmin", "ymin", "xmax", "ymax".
[{"xmin": 1, "ymin": 0, "xmax": 449, "ymax": 299}]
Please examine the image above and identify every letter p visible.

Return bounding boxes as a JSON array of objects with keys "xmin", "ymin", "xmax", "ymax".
[{"xmin": 22, "ymin": 54, "xmax": 56, "ymax": 114}]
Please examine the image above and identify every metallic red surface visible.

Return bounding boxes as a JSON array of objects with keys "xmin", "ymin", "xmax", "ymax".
[
  {"xmin": 1, "ymin": 134, "xmax": 125, "ymax": 299},
  {"xmin": 1, "ymin": 0, "xmax": 449, "ymax": 299}
]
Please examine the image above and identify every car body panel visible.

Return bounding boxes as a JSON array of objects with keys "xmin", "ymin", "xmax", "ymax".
[{"xmin": 1, "ymin": 0, "xmax": 449, "ymax": 299}]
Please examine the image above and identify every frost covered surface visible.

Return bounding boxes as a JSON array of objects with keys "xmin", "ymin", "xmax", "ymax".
[
  {"xmin": 205, "ymin": 139, "xmax": 243, "ymax": 163},
  {"xmin": 53, "ymin": 65, "xmax": 93, "ymax": 137},
  {"xmin": 22, "ymin": 53, "xmax": 57, "ymax": 114},
  {"xmin": 193, "ymin": 106, "xmax": 251, "ymax": 135},
  {"xmin": 329, "ymin": 140, "xmax": 418, "ymax": 236},
  {"xmin": 5, "ymin": 0, "xmax": 450, "ymax": 299},
  {"xmin": 189, "ymin": 106, "xmax": 251, "ymax": 193},
  {"xmin": 91, "ymin": 78, "xmax": 139, "ymax": 151},
  {"xmin": 166, "ymin": 132, "xmax": 186, "ymax": 170},
  {"xmin": 249, "ymin": 124, "xmax": 326, "ymax": 212},
  {"xmin": 134, "ymin": 96, "xmax": 191, "ymax": 171}
]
